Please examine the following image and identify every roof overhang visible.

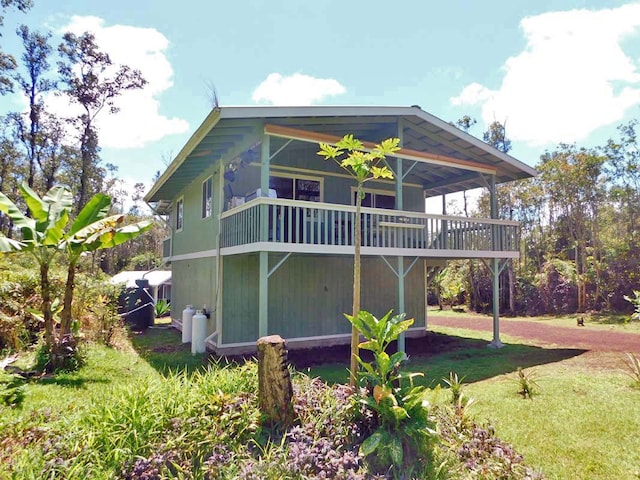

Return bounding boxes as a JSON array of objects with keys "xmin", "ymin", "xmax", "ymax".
[{"xmin": 145, "ymin": 105, "xmax": 537, "ymax": 211}]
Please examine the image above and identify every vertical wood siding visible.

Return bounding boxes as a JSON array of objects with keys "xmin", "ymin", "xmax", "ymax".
[
  {"xmin": 172, "ymin": 257, "xmax": 217, "ymax": 332},
  {"xmin": 222, "ymin": 254, "xmax": 259, "ymax": 343},
  {"xmin": 221, "ymin": 253, "xmax": 425, "ymax": 344}
]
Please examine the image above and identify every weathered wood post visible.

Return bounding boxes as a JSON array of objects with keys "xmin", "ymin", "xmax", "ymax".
[{"xmin": 257, "ymin": 335, "xmax": 294, "ymax": 427}]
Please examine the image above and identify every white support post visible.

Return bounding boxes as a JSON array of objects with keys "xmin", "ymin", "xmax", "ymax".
[
  {"xmin": 258, "ymin": 133, "xmax": 270, "ymax": 337},
  {"xmin": 396, "ymin": 119, "xmax": 406, "ymax": 355},
  {"xmin": 489, "ymin": 257, "xmax": 503, "ymax": 348}
]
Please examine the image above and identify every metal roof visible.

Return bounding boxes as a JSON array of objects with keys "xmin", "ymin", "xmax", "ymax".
[{"xmin": 145, "ymin": 105, "xmax": 536, "ymax": 209}]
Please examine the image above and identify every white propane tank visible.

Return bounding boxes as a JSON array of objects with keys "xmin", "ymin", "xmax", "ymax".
[
  {"xmin": 191, "ymin": 310, "xmax": 207, "ymax": 354},
  {"xmin": 181, "ymin": 305, "xmax": 195, "ymax": 343}
]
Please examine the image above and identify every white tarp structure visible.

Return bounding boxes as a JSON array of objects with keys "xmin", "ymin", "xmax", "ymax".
[{"xmin": 110, "ymin": 270, "xmax": 172, "ymax": 303}]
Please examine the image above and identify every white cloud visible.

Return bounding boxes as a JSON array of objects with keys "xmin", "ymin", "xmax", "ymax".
[
  {"xmin": 252, "ymin": 73, "xmax": 346, "ymax": 105},
  {"xmin": 46, "ymin": 15, "xmax": 188, "ymax": 149},
  {"xmin": 450, "ymin": 4, "xmax": 640, "ymax": 146}
]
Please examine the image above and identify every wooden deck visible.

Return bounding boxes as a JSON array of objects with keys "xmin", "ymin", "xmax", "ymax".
[{"xmin": 218, "ymin": 197, "xmax": 519, "ymax": 258}]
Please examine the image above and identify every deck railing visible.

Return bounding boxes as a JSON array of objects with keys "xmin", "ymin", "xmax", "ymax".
[{"xmin": 220, "ymin": 197, "xmax": 519, "ymax": 252}]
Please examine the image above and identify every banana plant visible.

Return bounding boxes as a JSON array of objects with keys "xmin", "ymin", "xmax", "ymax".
[
  {"xmin": 59, "ymin": 193, "xmax": 152, "ymax": 335},
  {"xmin": 0, "ymin": 183, "xmax": 152, "ymax": 353}
]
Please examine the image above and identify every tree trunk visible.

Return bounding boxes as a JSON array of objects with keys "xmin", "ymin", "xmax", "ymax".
[
  {"xmin": 60, "ymin": 258, "xmax": 77, "ymax": 335},
  {"xmin": 349, "ymin": 185, "xmax": 363, "ymax": 387},
  {"xmin": 39, "ymin": 258, "xmax": 55, "ymax": 347},
  {"xmin": 257, "ymin": 335, "xmax": 294, "ymax": 427}
]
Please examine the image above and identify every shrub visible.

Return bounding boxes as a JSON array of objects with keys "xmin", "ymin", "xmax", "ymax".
[
  {"xmin": 346, "ymin": 310, "xmax": 437, "ymax": 478},
  {"xmin": 515, "ymin": 367, "xmax": 540, "ymax": 399}
]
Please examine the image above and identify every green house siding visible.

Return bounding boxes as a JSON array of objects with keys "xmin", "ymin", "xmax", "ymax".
[
  {"xmin": 221, "ymin": 254, "xmax": 425, "ymax": 345},
  {"xmin": 171, "ymin": 164, "xmax": 221, "ymax": 256},
  {"xmin": 221, "ymin": 254, "xmax": 259, "ymax": 344},
  {"xmin": 171, "ymin": 257, "xmax": 217, "ymax": 332}
]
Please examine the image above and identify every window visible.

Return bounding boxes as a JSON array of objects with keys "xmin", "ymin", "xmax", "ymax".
[
  {"xmin": 202, "ymin": 176, "xmax": 213, "ymax": 218},
  {"xmin": 176, "ymin": 197, "xmax": 184, "ymax": 231},
  {"xmin": 269, "ymin": 173, "xmax": 322, "ymax": 202},
  {"xmin": 352, "ymin": 188, "xmax": 395, "ymax": 209}
]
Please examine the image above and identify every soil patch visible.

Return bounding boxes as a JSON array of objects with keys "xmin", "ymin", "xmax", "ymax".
[{"xmin": 430, "ymin": 315, "xmax": 640, "ymax": 353}]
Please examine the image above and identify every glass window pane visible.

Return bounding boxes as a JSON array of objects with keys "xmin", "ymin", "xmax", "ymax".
[
  {"xmin": 376, "ymin": 194, "xmax": 395, "ymax": 210},
  {"xmin": 295, "ymin": 179, "xmax": 320, "ymax": 201},
  {"xmin": 269, "ymin": 176, "xmax": 293, "ymax": 199}
]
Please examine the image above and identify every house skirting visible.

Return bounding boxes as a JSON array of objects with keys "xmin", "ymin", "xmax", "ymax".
[{"xmin": 171, "ymin": 318, "xmax": 427, "ymax": 356}]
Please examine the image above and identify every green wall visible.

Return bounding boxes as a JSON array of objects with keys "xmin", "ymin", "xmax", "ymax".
[
  {"xmin": 171, "ymin": 257, "xmax": 217, "ymax": 333},
  {"xmin": 171, "ymin": 162, "xmax": 221, "ymax": 256},
  {"xmin": 221, "ymin": 253, "xmax": 425, "ymax": 345}
]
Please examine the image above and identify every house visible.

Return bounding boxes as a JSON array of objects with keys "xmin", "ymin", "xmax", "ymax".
[
  {"xmin": 110, "ymin": 270, "xmax": 172, "ymax": 304},
  {"xmin": 144, "ymin": 106, "xmax": 536, "ymax": 354}
]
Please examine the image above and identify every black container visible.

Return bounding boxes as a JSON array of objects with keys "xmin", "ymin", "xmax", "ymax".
[{"xmin": 119, "ymin": 279, "xmax": 154, "ymax": 330}]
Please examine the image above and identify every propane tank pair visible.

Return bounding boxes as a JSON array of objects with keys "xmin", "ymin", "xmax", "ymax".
[{"xmin": 181, "ymin": 305, "xmax": 207, "ymax": 354}]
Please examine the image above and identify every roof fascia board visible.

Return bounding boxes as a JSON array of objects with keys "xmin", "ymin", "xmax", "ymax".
[
  {"xmin": 144, "ymin": 108, "xmax": 222, "ymax": 202},
  {"xmin": 264, "ymin": 123, "xmax": 497, "ymax": 175},
  {"xmin": 217, "ymin": 105, "xmax": 417, "ymax": 120},
  {"xmin": 409, "ymin": 108, "xmax": 538, "ymax": 177}
]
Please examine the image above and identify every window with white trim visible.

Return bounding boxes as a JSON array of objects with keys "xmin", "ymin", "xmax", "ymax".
[
  {"xmin": 176, "ymin": 197, "xmax": 184, "ymax": 231},
  {"xmin": 351, "ymin": 187, "xmax": 395, "ymax": 209},
  {"xmin": 269, "ymin": 173, "xmax": 323, "ymax": 202},
  {"xmin": 202, "ymin": 176, "xmax": 213, "ymax": 218}
]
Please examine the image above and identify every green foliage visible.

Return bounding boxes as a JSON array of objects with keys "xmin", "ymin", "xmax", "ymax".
[
  {"xmin": 0, "ymin": 183, "xmax": 151, "ymax": 367},
  {"xmin": 623, "ymin": 290, "xmax": 640, "ymax": 322},
  {"xmin": 318, "ymin": 134, "xmax": 400, "ymax": 387},
  {"xmin": 0, "ymin": 371, "xmax": 26, "ymax": 408},
  {"xmin": 154, "ymin": 299, "xmax": 170, "ymax": 318},
  {"xmin": 623, "ymin": 352, "xmax": 640, "ymax": 389},
  {"xmin": 515, "ymin": 367, "xmax": 540, "ymax": 399},
  {"xmin": 345, "ymin": 310, "xmax": 437, "ymax": 478},
  {"xmin": 317, "ymin": 134, "xmax": 399, "ymax": 185},
  {"xmin": 443, "ymin": 371, "xmax": 465, "ymax": 405}
]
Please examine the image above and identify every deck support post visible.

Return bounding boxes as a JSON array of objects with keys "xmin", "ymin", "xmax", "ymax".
[
  {"xmin": 396, "ymin": 120, "xmax": 406, "ymax": 355},
  {"xmin": 488, "ymin": 174, "xmax": 504, "ymax": 348},
  {"xmin": 489, "ymin": 257, "xmax": 503, "ymax": 348},
  {"xmin": 259, "ymin": 132, "xmax": 270, "ymax": 337}
]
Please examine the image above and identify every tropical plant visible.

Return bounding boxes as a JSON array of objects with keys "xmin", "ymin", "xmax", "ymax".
[
  {"xmin": 0, "ymin": 183, "xmax": 151, "ymax": 369},
  {"xmin": 515, "ymin": 367, "xmax": 540, "ymax": 399},
  {"xmin": 346, "ymin": 309, "xmax": 437, "ymax": 477},
  {"xmin": 154, "ymin": 299, "xmax": 170, "ymax": 318},
  {"xmin": 443, "ymin": 371, "xmax": 465, "ymax": 405},
  {"xmin": 623, "ymin": 352, "xmax": 640, "ymax": 389},
  {"xmin": 318, "ymin": 135, "xmax": 400, "ymax": 386}
]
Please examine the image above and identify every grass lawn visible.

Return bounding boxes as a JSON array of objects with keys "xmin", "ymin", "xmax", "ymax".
[
  {"xmin": 3, "ymin": 322, "xmax": 640, "ymax": 479},
  {"xmin": 310, "ymin": 324, "xmax": 640, "ymax": 480}
]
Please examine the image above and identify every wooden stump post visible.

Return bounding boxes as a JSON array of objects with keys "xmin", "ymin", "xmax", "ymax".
[{"xmin": 257, "ymin": 335, "xmax": 294, "ymax": 427}]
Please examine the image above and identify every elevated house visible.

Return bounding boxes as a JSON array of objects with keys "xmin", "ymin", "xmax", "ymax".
[{"xmin": 144, "ymin": 106, "xmax": 536, "ymax": 354}]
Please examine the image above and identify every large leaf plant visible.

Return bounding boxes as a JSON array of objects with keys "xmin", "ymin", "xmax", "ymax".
[{"xmin": 0, "ymin": 184, "xmax": 152, "ymax": 366}]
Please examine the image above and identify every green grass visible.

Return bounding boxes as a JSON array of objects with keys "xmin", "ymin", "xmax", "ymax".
[
  {"xmin": 428, "ymin": 307, "xmax": 640, "ymax": 334},
  {"xmin": 311, "ymin": 325, "xmax": 640, "ymax": 479},
  {"xmin": 3, "ymin": 323, "xmax": 640, "ymax": 479}
]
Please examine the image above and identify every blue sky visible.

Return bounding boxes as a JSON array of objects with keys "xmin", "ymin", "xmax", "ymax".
[{"xmin": 1, "ymin": 0, "xmax": 640, "ymax": 205}]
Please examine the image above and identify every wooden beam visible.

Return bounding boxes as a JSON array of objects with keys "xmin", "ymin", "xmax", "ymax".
[{"xmin": 264, "ymin": 124, "xmax": 497, "ymax": 175}]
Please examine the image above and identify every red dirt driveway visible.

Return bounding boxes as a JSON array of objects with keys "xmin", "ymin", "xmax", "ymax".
[{"xmin": 429, "ymin": 315, "xmax": 640, "ymax": 353}]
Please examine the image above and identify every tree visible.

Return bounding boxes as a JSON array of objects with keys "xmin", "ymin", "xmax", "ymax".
[
  {"xmin": 0, "ymin": 0, "xmax": 32, "ymax": 94},
  {"xmin": 538, "ymin": 145, "xmax": 605, "ymax": 312},
  {"xmin": 10, "ymin": 25, "xmax": 55, "ymax": 189},
  {"xmin": 318, "ymin": 135, "xmax": 399, "ymax": 387},
  {"xmin": 0, "ymin": 183, "xmax": 152, "ymax": 368},
  {"xmin": 57, "ymin": 32, "xmax": 146, "ymax": 211}
]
